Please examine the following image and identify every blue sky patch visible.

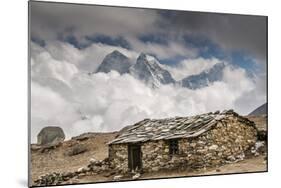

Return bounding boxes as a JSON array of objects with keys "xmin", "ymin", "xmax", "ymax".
[
  {"xmin": 159, "ymin": 56, "xmax": 187, "ymax": 66},
  {"xmin": 57, "ymin": 34, "xmax": 87, "ymax": 49},
  {"xmin": 85, "ymin": 35, "xmax": 131, "ymax": 49},
  {"xmin": 229, "ymin": 51, "xmax": 259, "ymax": 74},
  {"xmin": 138, "ymin": 34, "xmax": 169, "ymax": 45},
  {"xmin": 31, "ymin": 36, "xmax": 46, "ymax": 47},
  {"xmin": 183, "ymin": 35, "xmax": 226, "ymax": 60}
]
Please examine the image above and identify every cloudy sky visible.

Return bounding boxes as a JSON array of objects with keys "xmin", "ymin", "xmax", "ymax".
[{"xmin": 30, "ymin": 1, "xmax": 267, "ymax": 142}]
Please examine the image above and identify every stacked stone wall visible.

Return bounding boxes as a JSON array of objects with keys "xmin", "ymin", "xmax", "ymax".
[{"xmin": 109, "ymin": 116, "xmax": 257, "ymax": 172}]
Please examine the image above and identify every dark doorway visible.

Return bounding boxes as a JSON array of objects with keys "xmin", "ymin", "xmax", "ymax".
[
  {"xmin": 169, "ymin": 139, "xmax": 179, "ymax": 155},
  {"xmin": 128, "ymin": 144, "xmax": 142, "ymax": 171}
]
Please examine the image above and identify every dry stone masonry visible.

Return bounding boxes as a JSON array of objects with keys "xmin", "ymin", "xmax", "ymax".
[
  {"xmin": 108, "ymin": 110, "xmax": 258, "ymax": 173},
  {"xmin": 34, "ymin": 158, "xmax": 112, "ymax": 186}
]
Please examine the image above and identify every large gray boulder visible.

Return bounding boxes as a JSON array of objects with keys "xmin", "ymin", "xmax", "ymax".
[{"xmin": 37, "ymin": 126, "xmax": 65, "ymax": 145}]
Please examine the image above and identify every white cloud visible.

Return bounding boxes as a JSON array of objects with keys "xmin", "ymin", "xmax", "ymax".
[
  {"xmin": 233, "ymin": 73, "xmax": 267, "ymax": 114},
  {"xmin": 31, "ymin": 2, "xmax": 159, "ymax": 41},
  {"xmin": 31, "ymin": 82, "xmax": 79, "ymax": 143},
  {"xmin": 126, "ymin": 36, "xmax": 198, "ymax": 60},
  {"xmin": 78, "ymin": 43, "xmax": 139, "ymax": 72},
  {"xmin": 31, "ymin": 47, "xmax": 79, "ymax": 86},
  {"xmin": 165, "ymin": 57, "xmax": 221, "ymax": 80},
  {"xmin": 31, "ymin": 68, "xmax": 261, "ymax": 142},
  {"xmin": 44, "ymin": 41, "xmax": 84, "ymax": 66},
  {"xmin": 29, "ymin": 3, "xmax": 267, "ymax": 143},
  {"xmin": 33, "ymin": 41, "xmax": 139, "ymax": 73},
  {"xmin": 30, "ymin": 41, "xmax": 266, "ymax": 143},
  {"xmin": 30, "ymin": 1, "xmax": 266, "ymax": 67}
]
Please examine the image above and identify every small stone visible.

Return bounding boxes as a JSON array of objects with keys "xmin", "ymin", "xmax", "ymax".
[
  {"xmin": 198, "ymin": 141, "xmax": 205, "ymax": 145},
  {"xmin": 214, "ymin": 110, "xmax": 220, "ymax": 114},
  {"xmin": 132, "ymin": 173, "xmax": 141, "ymax": 180},
  {"xmin": 89, "ymin": 158, "xmax": 97, "ymax": 164},
  {"xmin": 113, "ymin": 175, "xmax": 123, "ymax": 180},
  {"xmin": 254, "ymin": 152, "xmax": 260, "ymax": 156},
  {"xmin": 190, "ymin": 143, "xmax": 196, "ymax": 147},
  {"xmin": 104, "ymin": 171, "xmax": 116, "ymax": 177},
  {"xmin": 64, "ymin": 172, "xmax": 73, "ymax": 178},
  {"xmin": 209, "ymin": 144, "xmax": 218, "ymax": 150},
  {"xmin": 227, "ymin": 155, "xmax": 236, "ymax": 161},
  {"xmin": 78, "ymin": 173, "xmax": 86, "ymax": 178},
  {"xmin": 217, "ymin": 152, "xmax": 223, "ymax": 157},
  {"xmin": 77, "ymin": 167, "xmax": 84, "ymax": 173},
  {"xmin": 151, "ymin": 166, "xmax": 159, "ymax": 172}
]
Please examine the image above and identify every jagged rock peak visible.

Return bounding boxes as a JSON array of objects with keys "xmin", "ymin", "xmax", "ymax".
[{"xmin": 96, "ymin": 50, "xmax": 132, "ymax": 74}]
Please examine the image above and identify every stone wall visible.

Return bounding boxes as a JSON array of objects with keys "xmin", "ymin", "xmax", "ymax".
[
  {"xmin": 108, "ymin": 144, "xmax": 128, "ymax": 173},
  {"xmin": 176, "ymin": 119, "xmax": 257, "ymax": 169},
  {"xmin": 142, "ymin": 140, "xmax": 167, "ymax": 172},
  {"xmin": 109, "ymin": 116, "xmax": 257, "ymax": 172}
]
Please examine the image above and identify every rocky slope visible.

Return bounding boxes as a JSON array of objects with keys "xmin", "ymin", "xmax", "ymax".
[
  {"xmin": 31, "ymin": 132, "xmax": 118, "ymax": 184},
  {"xmin": 248, "ymin": 103, "xmax": 268, "ymax": 116}
]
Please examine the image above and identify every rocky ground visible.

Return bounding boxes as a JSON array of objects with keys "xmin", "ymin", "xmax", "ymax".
[
  {"xmin": 30, "ymin": 115, "xmax": 267, "ymax": 186},
  {"xmin": 68, "ymin": 154, "xmax": 267, "ymax": 184},
  {"xmin": 32, "ymin": 152, "xmax": 267, "ymax": 186},
  {"xmin": 30, "ymin": 132, "xmax": 118, "ymax": 184},
  {"xmin": 246, "ymin": 115, "xmax": 267, "ymax": 132}
]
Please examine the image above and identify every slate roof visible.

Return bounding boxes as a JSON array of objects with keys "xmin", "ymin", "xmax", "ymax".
[{"xmin": 108, "ymin": 110, "xmax": 255, "ymax": 144}]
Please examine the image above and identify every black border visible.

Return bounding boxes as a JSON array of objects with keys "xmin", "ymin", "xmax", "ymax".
[{"xmin": 28, "ymin": 1, "xmax": 268, "ymax": 187}]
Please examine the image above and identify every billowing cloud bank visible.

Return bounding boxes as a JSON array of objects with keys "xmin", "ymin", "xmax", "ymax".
[{"xmin": 30, "ymin": 41, "xmax": 266, "ymax": 143}]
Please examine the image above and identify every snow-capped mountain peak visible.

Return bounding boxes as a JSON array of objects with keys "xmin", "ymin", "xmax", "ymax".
[
  {"xmin": 94, "ymin": 51, "xmax": 227, "ymax": 90},
  {"xmin": 129, "ymin": 53, "xmax": 175, "ymax": 88},
  {"xmin": 180, "ymin": 62, "xmax": 226, "ymax": 89},
  {"xmin": 95, "ymin": 50, "xmax": 132, "ymax": 74}
]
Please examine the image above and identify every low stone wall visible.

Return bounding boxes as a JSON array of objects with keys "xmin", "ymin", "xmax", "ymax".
[
  {"xmin": 109, "ymin": 115, "xmax": 257, "ymax": 173},
  {"xmin": 34, "ymin": 158, "xmax": 111, "ymax": 186}
]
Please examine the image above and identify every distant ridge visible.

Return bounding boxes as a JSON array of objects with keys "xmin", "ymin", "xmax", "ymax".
[
  {"xmin": 179, "ymin": 62, "xmax": 226, "ymax": 89},
  {"xmin": 248, "ymin": 103, "xmax": 268, "ymax": 115}
]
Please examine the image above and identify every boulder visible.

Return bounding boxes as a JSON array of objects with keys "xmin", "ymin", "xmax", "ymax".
[
  {"xmin": 37, "ymin": 126, "xmax": 65, "ymax": 145},
  {"xmin": 66, "ymin": 144, "xmax": 88, "ymax": 156},
  {"xmin": 89, "ymin": 158, "xmax": 97, "ymax": 164}
]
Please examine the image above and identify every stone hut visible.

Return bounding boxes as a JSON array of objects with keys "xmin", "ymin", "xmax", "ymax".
[{"xmin": 108, "ymin": 110, "xmax": 258, "ymax": 173}]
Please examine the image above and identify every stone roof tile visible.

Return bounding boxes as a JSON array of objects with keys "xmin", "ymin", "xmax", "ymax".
[{"xmin": 108, "ymin": 110, "xmax": 255, "ymax": 144}]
